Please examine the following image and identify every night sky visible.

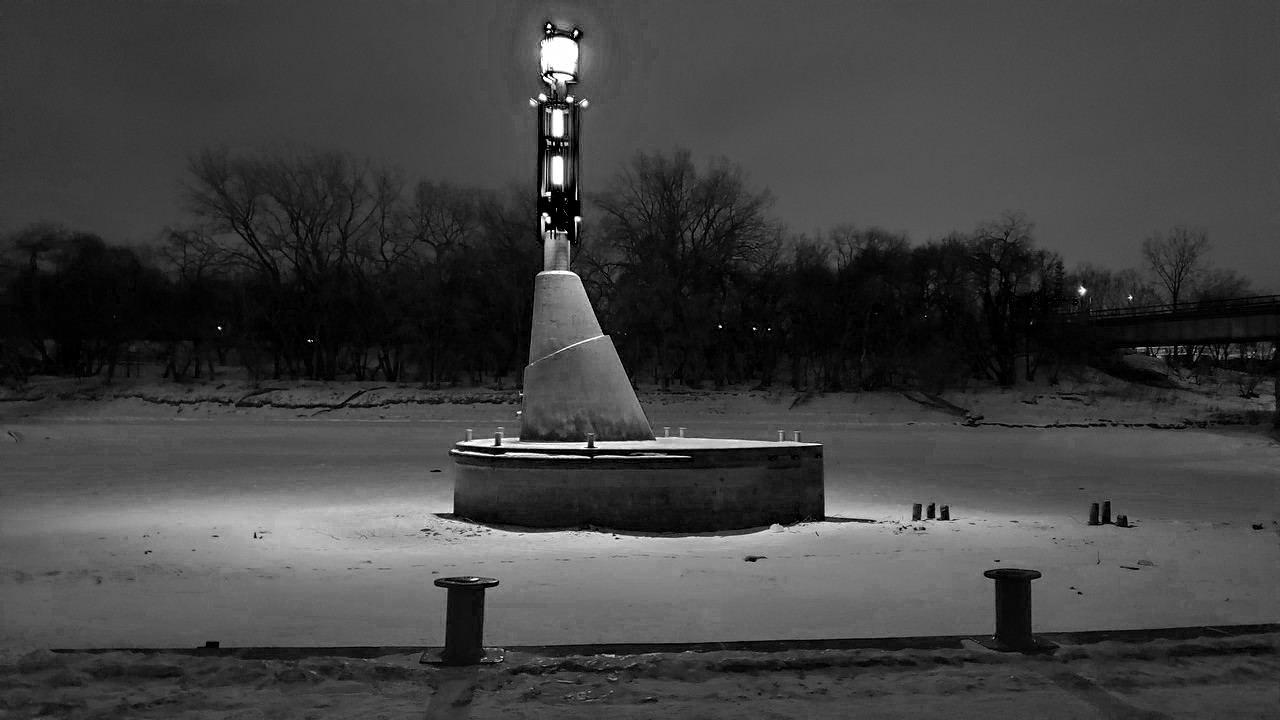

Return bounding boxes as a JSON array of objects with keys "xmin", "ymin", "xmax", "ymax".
[{"xmin": 3, "ymin": 0, "xmax": 1276, "ymax": 287}]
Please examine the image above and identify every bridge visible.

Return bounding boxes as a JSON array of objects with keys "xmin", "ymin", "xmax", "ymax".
[{"xmin": 1064, "ymin": 294, "xmax": 1280, "ymax": 349}]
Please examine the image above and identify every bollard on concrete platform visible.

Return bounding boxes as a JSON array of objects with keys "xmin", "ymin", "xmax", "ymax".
[
  {"xmin": 420, "ymin": 576, "xmax": 504, "ymax": 665},
  {"xmin": 940, "ymin": 505, "xmax": 950, "ymax": 521},
  {"xmin": 1088, "ymin": 503, "xmax": 1100, "ymax": 526},
  {"xmin": 926, "ymin": 503, "xmax": 936, "ymax": 520},
  {"xmin": 976, "ymin": 568, "xmax": 1054, "ymax": 652},
  {"xmin": 1101, "ymin": 501, "xmax": 1111, "ymax": 524},
  {"xmin": 912, "ymin": 503, "xmax": 922, "ymax": 521}
]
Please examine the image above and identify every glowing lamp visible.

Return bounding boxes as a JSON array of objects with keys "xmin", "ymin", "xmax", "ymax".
[
  {"xmin": 1077, "ymin": 286, "xmax": 1087, "ymax": 297},
  {"xmin": 540, "ymin": 24, "xmax": 581, "ymax": 84}
]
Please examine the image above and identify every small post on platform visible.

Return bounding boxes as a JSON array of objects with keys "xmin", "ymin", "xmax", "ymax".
[
  {"xmin": 465, "ymin": 429, "xmax": 473, "ymax": 441},
  {"xmin": 792, "ymin": 430, "xmax": 802, "ymax": 442},
  {"xmin": 978, "ymin": 568, "xmax": 1050, "ymax": 652},
  {"xmin": 1101, "ymin": 501, "xmax": 1112, "ymax": 524},
  {"xmin": 912, "ymin": 503, "xmax": 922, "ymax": 521},
  {"xmin": 926, "ymin": 502, "xmax": 936, "ymax": 520},
  {"xmin": 1088, "ymin": 503, "xmax": 1100, "ymax": 525},
  {"xmin": 494, "ymin": 427, "xmax": 504, "ymax": 446},
  {"xmin": 587, "ymin": 432, "xmax": 596, "ymax": 448},
  {"xmin": 940, "ymin": 505, "xmax": 950, "ymax": 521},
  {"xmin": 664, "ymin": 426, "xmax": 671, "ymax": 438},
  {"xmin": 678, "ymin": 427, "xmax": 686, "ymax": 438},
  {"xmin": 421, "ymin": 576, "xmax": 503, "ymax": 665},
  {"xmin": 778, "ymin": 430, "xmax": 785, "ymax": 441},
  {"xmin": 1116, "ymin": 514, "xmax": 1129, "ymax": 527}
]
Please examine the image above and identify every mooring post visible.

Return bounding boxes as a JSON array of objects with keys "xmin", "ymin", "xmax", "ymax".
[
  {"xmin": 1101, "ymin": 501, "xmax": 1112, "ymax": 524},
  {"xmin": 421, "ymin": 576, "xmax": 503, "ymax": 665},
  {"xmin": 587, "ymin": 432, "xmax": 596, "ymax": 449},
  {"xmin": 678, "ymin": 427, "xmax": 686, "ymax": 438},
  {"xmin": 926, "ymin": 502, "xmax": 936, "ymax": 520},
  {"xmin": 1088, "ymin": 503, "xmax": 1100, "ymax": 525},
  {"xmin": 1116, "ymin": 514, "xmax": 1129, "ymax": 527},
  {"xmin": 465, "ymin": 429, "xmax": 473, "ymax": 441},
  {"xmin": 664, "ymin": 426, "xmax": 671, "ymax": 438},
  {"xmin": 792, "ymin": 430, "xmax": 801, "ymax": 442},
  {"xmin": 778, "ymin": 430, "xmax": 785, "ymax": 441},
  {"xmin": 981, "ymin": 568, "xmax": 1045, "ymax": 651},
  {"xmin": 912, "ymin": 503, "xmax": 922, "ymax": 521},
  {"xmin": 940, "ymin": 505, "xmax": 950, "ymax": 521}
]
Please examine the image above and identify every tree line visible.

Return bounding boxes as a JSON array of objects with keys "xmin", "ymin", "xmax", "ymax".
[{"xmin": 0, "ymin": 146, "xmax": 1266, "ymax": 389}]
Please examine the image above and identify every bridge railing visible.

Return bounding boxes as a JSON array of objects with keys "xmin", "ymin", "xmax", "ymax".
[{"xmin": 1068, "ymin": 294, "xmax": 1280, "ymax": 320}]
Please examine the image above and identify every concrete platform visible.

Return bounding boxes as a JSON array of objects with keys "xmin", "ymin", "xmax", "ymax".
[{"xmin": 451, "ymin": 437, "xmax": 825, "ymax": 532}]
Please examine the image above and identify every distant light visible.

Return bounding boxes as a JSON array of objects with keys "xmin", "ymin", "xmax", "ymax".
[
  {"xmin": 1078, "ymin": 286, "xmax": 1087, "ymax": 297},
  {"xmin": 550, "ymin": 155, "xmax": 564, "ymax": 186},
  {"xmin": 537, "ymin": 92, "xmax": 547, "ymax": 103},
  {"xmin": 551, "ymin": 108, "xmax": 565, "ymax": 137},
  {"xmin": 1127, "ymin": 294, "xmax": 1134, "ymax": 302}
]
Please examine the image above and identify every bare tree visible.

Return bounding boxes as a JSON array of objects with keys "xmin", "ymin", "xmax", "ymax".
[
  {"xmin": 184, "ymin": 146, "xmax": 399, "ymax": 380},
  {"xmin": 593, "ymin": 148, "xmax": 778, "ymax": 387},
  {"xmin": 1141, "ymin": 225, "xmax": 1210, "ymax": 310}
]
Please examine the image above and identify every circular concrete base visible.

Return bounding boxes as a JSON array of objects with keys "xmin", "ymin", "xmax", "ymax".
[{"xmin": 450, "ymin": 437, "xmax": 824, "ymax": 532}]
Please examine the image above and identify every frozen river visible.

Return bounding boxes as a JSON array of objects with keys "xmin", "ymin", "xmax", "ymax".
[{"xmin": 1, "ymin": 415, "xmax": 1276, "ymax": 650}]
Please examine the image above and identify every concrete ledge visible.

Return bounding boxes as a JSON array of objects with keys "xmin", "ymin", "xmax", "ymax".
[
  {"xmin": 451, "ymin": 439, "xmax": 824, "ymax": 532},
  {"xmin": 47, "ymin": 623, "xmax": 1280, "ymax": 661}
]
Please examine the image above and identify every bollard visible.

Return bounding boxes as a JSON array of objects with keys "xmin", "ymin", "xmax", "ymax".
[
  {"xmin": 912, "ymin": 503, "xmax": 922, "ymax": 521},
  {"xmin": 1116, "ymin": 514, "xmax": 1129, "ymax": 528},
  {"xmin": 778, "ymin": 430, "xmax": 785, "ymax": 442},
  {"xmin": 465, "ymin": 428, "xmax": 473, "ymax": 441},
  {"xmin": 793, "ymin": 430, "xmax": 802, "ymax": 442},
  {"xmin": 1088, "ymin": 503, "xmax": 1100, "ymax": 526},
  {"xmin": 679, "ymin": 427, "xmax": 686, "ymax": 438},
  {"xmin": 587, "ymin": 432, "xmax": 596, "ymax": 449},
  {"xmin": 420, "ymin": 576, "xmax": 503, "ymax": 665},
  {"xmin": 1101, "ymin": 501, "xmax": 1111, "ymax": 524},
  {"xmin": 940, "ymin": 505, "xmax": 950, "ymax": 521},
  {"xmin": 494, "ymin": 430, "xmax": 503, "ymax": 447},
  {"xmin": 926, "ymin": 503, "xmax": 936, "ymax": 520},
  {"xmin": 664, "ymin": 426, "xmax": 670, "ymax": 438},
  {"xmin": 978, "ymin": 568, "xmax": 1051, "ymax": 652}
]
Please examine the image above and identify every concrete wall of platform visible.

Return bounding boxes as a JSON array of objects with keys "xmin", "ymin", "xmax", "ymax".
[{"xmin": 452, "ymin": 445, "xmax": 825, "ymax": 532}]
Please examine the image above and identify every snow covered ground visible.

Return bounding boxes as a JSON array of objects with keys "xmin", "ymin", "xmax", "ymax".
[{"xmin": 0, "ymin": 364, "xmax": 1277, "ymax": 716}]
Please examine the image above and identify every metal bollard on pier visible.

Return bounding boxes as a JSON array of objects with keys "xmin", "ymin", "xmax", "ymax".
[
  {"xmin": 976, "ymin": 568, "xmax": 1053, "ymax": 652},
  {"xmin": 420, "ymin": 576, "xmax": 504, "ymax": 665}
]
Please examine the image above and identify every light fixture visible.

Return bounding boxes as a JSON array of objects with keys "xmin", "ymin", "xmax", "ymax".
[
  {"xmin": 540, "ymin": 25, "xmax": 581, "ymax": 84},
  {"xmin": 551, "ymin": 108, "xmax": 565, "ymax": 137},
  {"xmin": 1078, "ymin": 286, "xmax": 1087, "ymax": 297},
  {"xmin": 550, "ymin": 156, "xmax": 564, "ymax": 186}
]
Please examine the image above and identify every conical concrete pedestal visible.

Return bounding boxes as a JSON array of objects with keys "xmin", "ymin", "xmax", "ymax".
[{"xmin": 519, "ymin": 271, "xmax": 653, "ymax": 442}]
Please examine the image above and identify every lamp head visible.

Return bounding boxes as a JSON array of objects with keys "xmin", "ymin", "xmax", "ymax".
[{"xmin": 540, "ymin": 23, "xmax": 582, "ymax": 87}]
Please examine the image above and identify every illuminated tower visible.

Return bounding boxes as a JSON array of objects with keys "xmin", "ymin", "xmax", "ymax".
[
  {"xmin": 520, "ymin": 22, "xmax": 653, "ymax": 442},
  {"xmin": 533, "ymin": 23, "xmax": 584, "ymax": 271}
]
